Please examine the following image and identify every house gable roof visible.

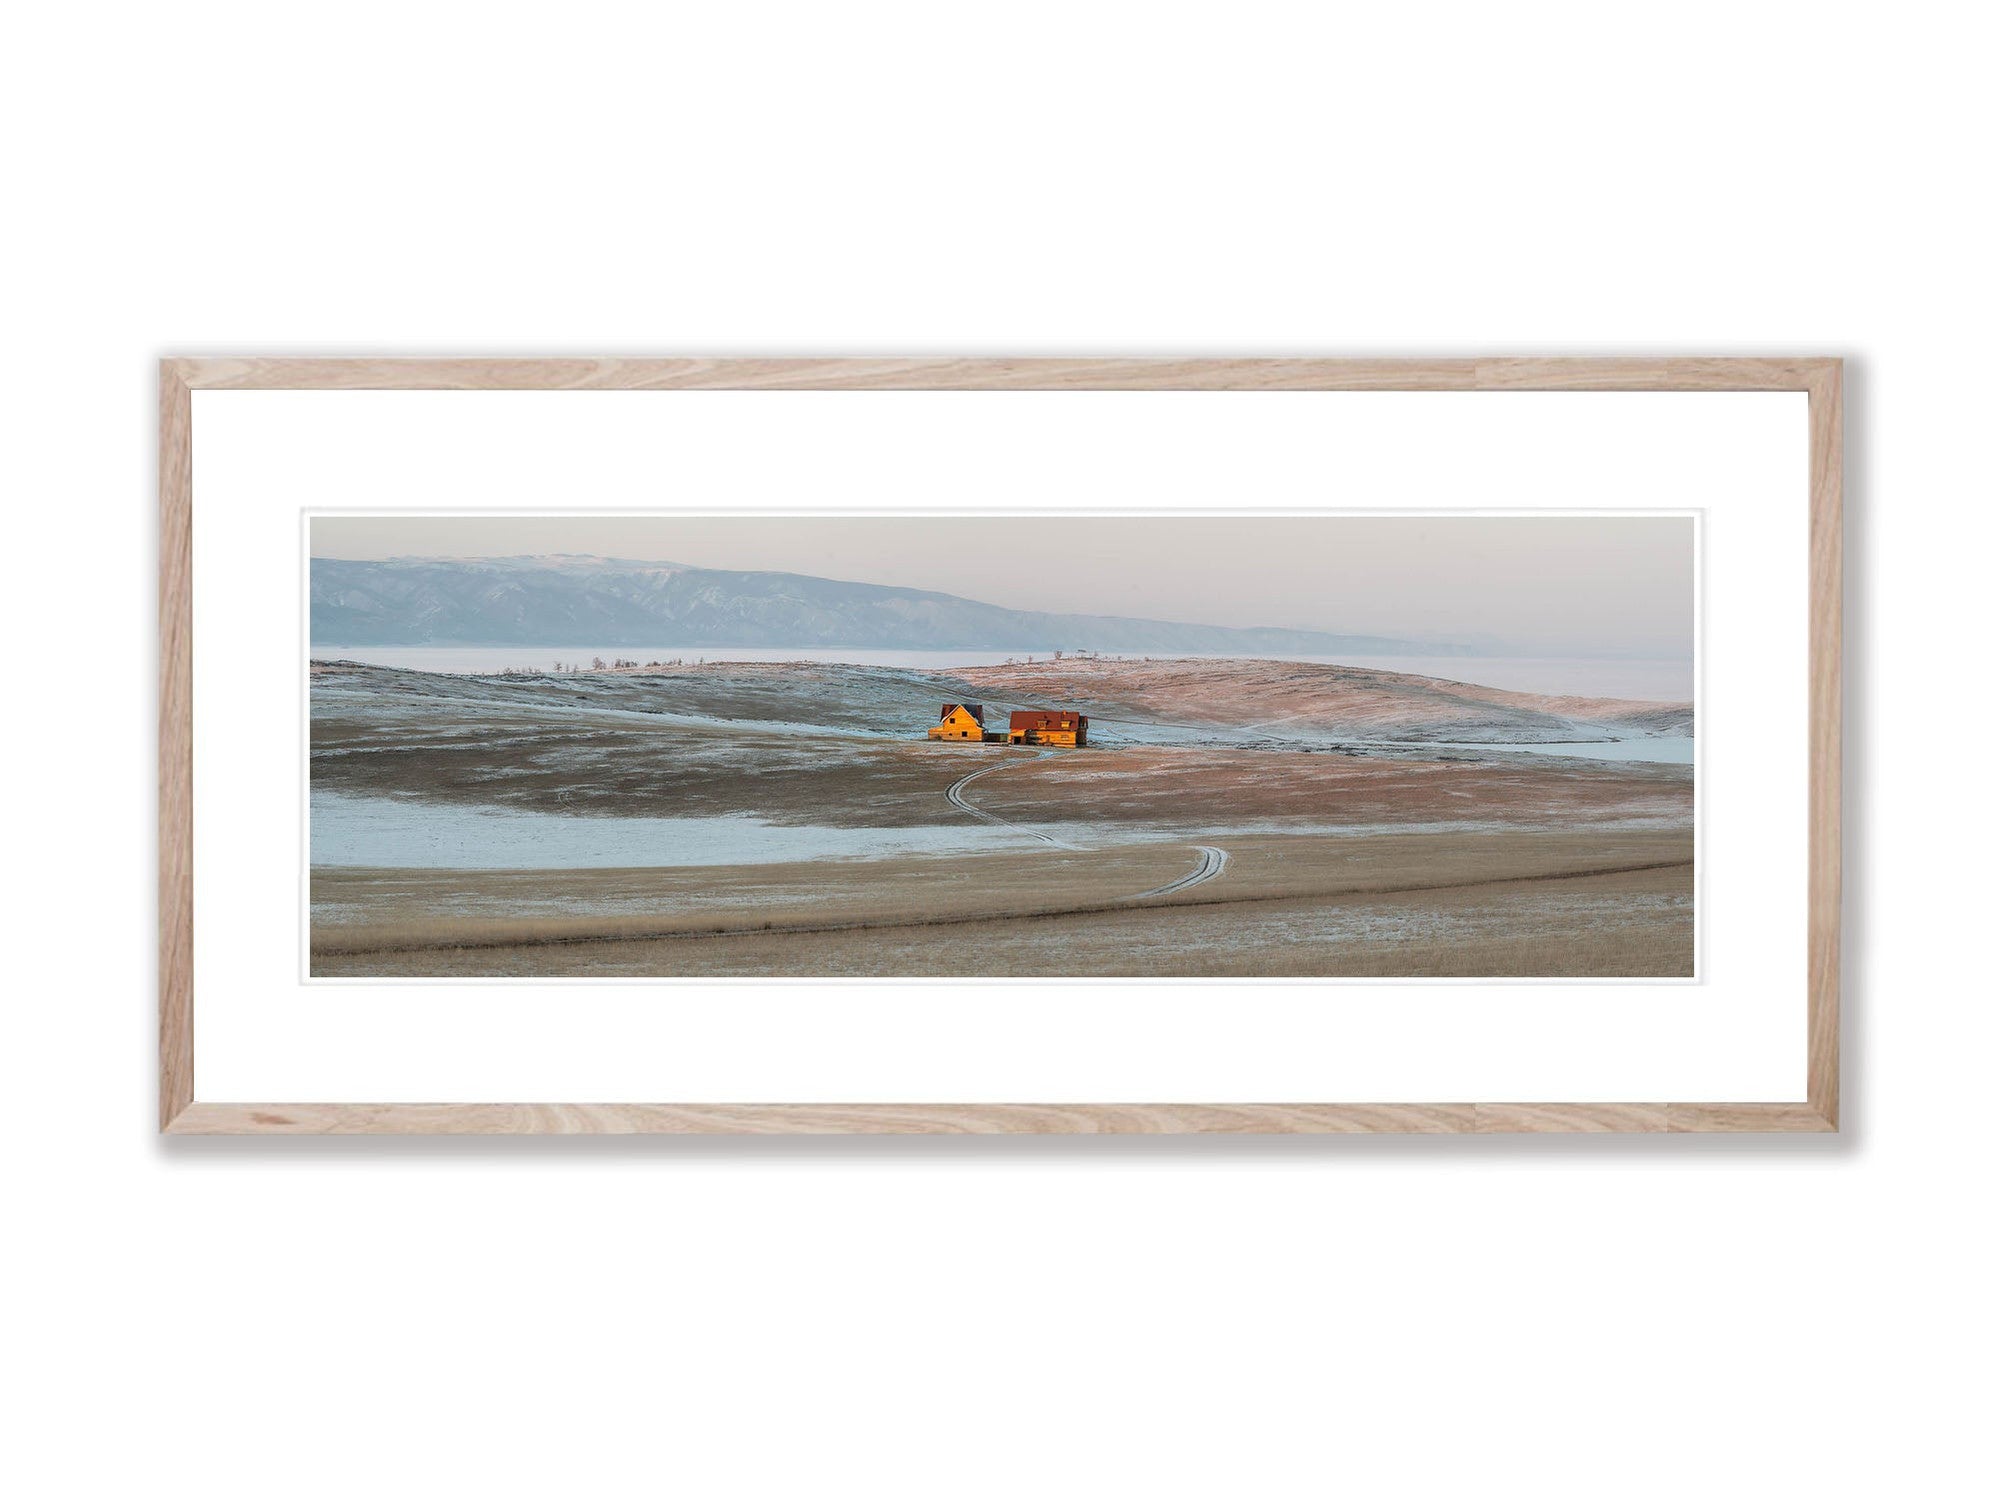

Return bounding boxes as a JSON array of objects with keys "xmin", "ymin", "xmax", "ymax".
[{"xmin": 1008, "ymin": 708, "xmax": 1085, "ymax": 730}]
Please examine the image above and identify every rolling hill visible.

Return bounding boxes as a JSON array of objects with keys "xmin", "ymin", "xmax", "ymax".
[{"xmin": 309, "ymin": 554, "xmax": 1469, "ymax": 656}]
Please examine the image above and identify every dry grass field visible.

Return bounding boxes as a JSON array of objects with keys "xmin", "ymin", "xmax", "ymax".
[
  {"xmin": 313, "ymin": 826, "xmax": 1693, "ymax": 978},
  {"xmin": 309, "ymin": 658, "xmax": 1695, "ymax": 979}
]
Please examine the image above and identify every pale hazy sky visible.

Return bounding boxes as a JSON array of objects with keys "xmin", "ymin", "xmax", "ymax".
[{"xmin": 311, "ymin": 515, "xmax": 1694, "ymax": 657}]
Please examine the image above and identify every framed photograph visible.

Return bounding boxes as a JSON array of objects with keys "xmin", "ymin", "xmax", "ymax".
[{"xmin": 159, "ymin": 357, "xmax": 1840, "ymax": 1134}]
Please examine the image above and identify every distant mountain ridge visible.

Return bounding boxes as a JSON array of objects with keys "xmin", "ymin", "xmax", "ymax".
[{"xmin": 310, "ymin": 554, "xmax": 1473, "ymax": 656}]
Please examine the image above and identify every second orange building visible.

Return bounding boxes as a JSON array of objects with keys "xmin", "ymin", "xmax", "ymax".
[{"xmin": 1007, "ymin": 709, "xmax": 1088, "ymax": 747}]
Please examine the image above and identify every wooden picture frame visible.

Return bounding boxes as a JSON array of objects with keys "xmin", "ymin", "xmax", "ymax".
[{"xmin": 160, "ymin": 357, "xmax": 1841, "ymax": 1135}]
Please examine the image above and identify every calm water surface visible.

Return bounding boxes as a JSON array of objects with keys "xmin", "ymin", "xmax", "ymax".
[{"xmin": 310, "ymin": 792, "xmax": 1052, "ymax": 868}]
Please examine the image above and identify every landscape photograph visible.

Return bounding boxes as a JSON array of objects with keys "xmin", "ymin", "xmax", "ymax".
[{"xmin": 307, "ymin": 515, "xmax": 1696, "ymax": 979}]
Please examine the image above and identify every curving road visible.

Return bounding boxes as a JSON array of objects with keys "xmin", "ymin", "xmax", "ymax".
[
  {"xmin": 944, "ymin": 754, "xmax": 1083, "ymax": 851},
  {"xmin": 944, "ymin": 752, "xmax": 1229, "ymax": 898},
  {"xmin": 1126, "ymin": 845, "xmax": 1229, "ymax": 900}
]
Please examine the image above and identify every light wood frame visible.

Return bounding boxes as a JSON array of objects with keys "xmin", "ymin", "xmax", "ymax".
[{"xmin": 160, "ymin": 357, "xmax": 1841, "ymax": 1135}]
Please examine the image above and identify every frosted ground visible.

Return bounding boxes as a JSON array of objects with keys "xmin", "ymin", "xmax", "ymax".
[
  {"xmin": 307, "ymin": 655, "xmax": 1696, "ymax": 977},
  {"xmin": 319, "ymin": 644, "xmax": 1695, "ymax": 703}
]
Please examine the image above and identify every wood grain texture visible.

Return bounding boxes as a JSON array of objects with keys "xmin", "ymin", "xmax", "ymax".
[
  {"xmin": 1473, "ymin": 1104, "xmax": 1670, "ymax": 1133},
  {"xmin": 1473, "ymin": 356, "xmax": 1837, "ymax": 391},
  {"xmin": 1806, "ymin": 361, "xmax": 1843, "ymax": 1127},
  {"xmin": 1667, "ymin": 1103, "xmax": 1836, "ymax": 1133},
  {"xmin": 164, "ymin": 1100, "xmax": 1837, "ymax": 1135},
  {"xmin": 158, "ymin": 356, "xmax": 1842, "ymax": 1136},
  {"xmin": 159, "ymin": 363, "xmax": 193, "ymax": 1131},
  {"xmin": 168, "ymin": 1102, "xmax": 1480, "ymax": 1136},
  {"xmin": 171, "ymin": 355, "xmax": 1843, "ymax": 393},
  {"xmin": 177, "ymin": 356, "xmax": 1485, "ymax": 391}
]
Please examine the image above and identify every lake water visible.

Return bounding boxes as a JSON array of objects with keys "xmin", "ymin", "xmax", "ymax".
[
  {"xmin": 1374, "ymin": 737, "xmax": 1696, "ymax": 765},
  {"xmin": 313, "ymin": 645, "xmax": 1693, "ymax": 702},
  {"xmin": 310, "ymin": 792, "xmax": 1685, "ymax": 871},
  {"xmin": 310, "ymin": 792, "xmax": 1054, "ymax": 869}
]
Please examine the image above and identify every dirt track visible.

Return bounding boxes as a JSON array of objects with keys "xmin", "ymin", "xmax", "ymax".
[
  {"xmin": 945, "ymin": 752, "xmax": 1082, "ymax": 849},
  {"xmin": 1127, "ymin": 846, "xmax": 1229, "ymax": 900}
]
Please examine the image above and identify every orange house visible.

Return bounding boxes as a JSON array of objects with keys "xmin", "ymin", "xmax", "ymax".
[
  {"xmin": 928, "ymin": 702, "xmax": 987, "ymax": 741},
  {"xmin": 1007, "ymin": 708, "xmax": 1088, "ymax": 747}
]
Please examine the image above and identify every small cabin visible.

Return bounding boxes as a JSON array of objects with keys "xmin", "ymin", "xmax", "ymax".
[
  {"xmin": 1008, "ymin": 708, "xmax": 1088, "ymax": 747},
  {"xmin": 928, "ymin": 702, "xmax": 987, "ymax": 741}
]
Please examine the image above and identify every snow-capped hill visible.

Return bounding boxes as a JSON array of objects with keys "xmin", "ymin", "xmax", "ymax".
[{"xmin": 310, "ymin": 555, "xmax": 1467, "ymax": 656}]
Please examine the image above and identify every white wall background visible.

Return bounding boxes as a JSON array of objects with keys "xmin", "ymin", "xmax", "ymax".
[{"xmin": 2, "ymin": 4, "xmax": 1988, "ymax": 1496}]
